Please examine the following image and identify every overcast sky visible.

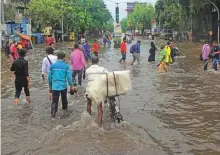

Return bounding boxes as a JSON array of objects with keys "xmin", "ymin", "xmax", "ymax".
[{"xmin": 104, "ymin": 0, "xmax": 157, "ymax": 22}]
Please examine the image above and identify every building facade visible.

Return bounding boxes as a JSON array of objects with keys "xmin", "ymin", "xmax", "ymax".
[{"xmin": 126, "ymin": 2, "xmax": 147, "ymax": 17}]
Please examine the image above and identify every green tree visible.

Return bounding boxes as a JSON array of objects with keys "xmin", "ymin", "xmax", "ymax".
[
  {"xmin": 102, "ymin": 20, "xmax": 114, "ymax": 32},
  {"xmin": 26, "ymin": 0, "xmax": 112, "ymax": 33},
  {"xmin": 155, "ymin": 0, "xmax": 189, "ymax": 31},
  {"xmin": 120, "ymin": 18, "xmax": 128, "ymax": 32},
  {"xmin": 128, "ymin": 3, "xmax": 155, "ymax": 34},
  {"xmin": 4, "ymin": 4, "xmax": 17, "ymax": 21}
]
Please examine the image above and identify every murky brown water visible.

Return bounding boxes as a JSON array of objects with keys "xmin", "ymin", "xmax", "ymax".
[{"xmin": 1, "ymin": 39, "xmax": 220, "ymax": 155}]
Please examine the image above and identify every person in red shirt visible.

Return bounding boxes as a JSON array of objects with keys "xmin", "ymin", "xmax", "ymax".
[
  {"xmin": 119, "ymin": 38, "xmax": 127, "ymax": 63},
  {"xmin": 10, "ymin": 41, "xmax": 19, "ymax": 62},
  {"xmin": 93, "ymin": 40, "xmax": 100, "ymax": 57}
]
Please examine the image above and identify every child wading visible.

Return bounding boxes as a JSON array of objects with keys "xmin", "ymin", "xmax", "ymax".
[{"xmin": 10, "ymin": 49, "xmax": 31, "ymax": 104}]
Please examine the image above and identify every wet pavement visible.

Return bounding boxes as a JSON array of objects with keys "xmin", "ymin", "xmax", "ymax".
[{"xmin": 1, "ymin": 38, "xmax": 220, "ymax": 155}]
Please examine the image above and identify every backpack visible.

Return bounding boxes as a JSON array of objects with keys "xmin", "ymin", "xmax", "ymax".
[{"xmin": 130, "ymin": 45, "xmax": 135, "ymax": 53}]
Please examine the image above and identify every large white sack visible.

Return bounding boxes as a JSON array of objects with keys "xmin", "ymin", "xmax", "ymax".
[
  {"xmin": 86, "ymin": 74, "xmax": 107, "ymax": 105},
  {"xmin": 105, "ymin": 71, "xmax": 132, "ymax": 96},
  {"xmin": 86, "ymin": 70, "xmax": 132, "ymax": 104}
]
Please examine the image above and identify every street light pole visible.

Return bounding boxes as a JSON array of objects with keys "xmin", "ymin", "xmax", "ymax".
[
  {"xmin": 1, "ymin": 0, "xmax": 5, "ymax": 50},
  {"xmin": 61, "ymin": 0, "xmax": 64, "ymax": 43},
  {"xmin": 209, "ymin": 0, "xmax": 219, "ymax": 44}
]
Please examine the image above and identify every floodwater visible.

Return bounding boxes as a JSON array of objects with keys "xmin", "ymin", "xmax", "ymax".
[{"xmin": 1, "ymin": 39, "xmax": 220, "ymax": 155}]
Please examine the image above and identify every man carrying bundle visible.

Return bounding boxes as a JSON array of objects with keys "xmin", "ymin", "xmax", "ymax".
[{"xmin": 86, "ymin": 56, "xmax": 108, "ymax": 124}]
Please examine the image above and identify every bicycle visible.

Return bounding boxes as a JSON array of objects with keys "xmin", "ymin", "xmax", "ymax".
[
  {"xmin": 105, "ymin": 72, "xmax": 124, "ymax": 123},
  {"xmin": 106, "ymin": 96, "xmax": 124, "ymax": 123}
]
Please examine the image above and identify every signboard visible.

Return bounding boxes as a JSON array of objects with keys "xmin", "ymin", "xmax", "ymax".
[
  {"xmin": 127, "ymin": 2, "xmax": 135, "ymax": 10},
  {"xmin": 114, "ymin": 23, "xmax": 122, "ymax": 34}
]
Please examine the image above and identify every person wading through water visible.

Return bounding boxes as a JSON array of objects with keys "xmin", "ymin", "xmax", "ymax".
[
  {"xmin": 5, "ymin": 41, "xmax": 10, "ymax": 58},
  {"xmin": 10, "ymin": 41, "xmax": 19, "ymax": 62},
  {"xmin": 212, "ymin": 41, "xmax": 220, "ymax": 71},
  {"xmin": 119, "ymin": 38, "xmax": 127, "ymax": 63},
  {"xmin": 164, "ymin": 41, "xmax": 173, "ymax": 71},
  {"xmin": 148, "ymin": 42, "xmax": 156, "ymax": 62},
  {"xmin": 131, "ymin": 40, "xmax": 141, "ymax": 65},
  {"xmin": 201, "ymin": 42, "xmax": 211, "ymax": 71},
  {"xmin": 93, "ymin": 40, "xmax": 100, "ymax": 57},
  {"xmin": 158, "ymin": 45, "xmax": 168, "ymax": 73},
  {"xmin": 48, "ymin": 51, "xmax": 75, "ymax": 117},
  {"xmin": 70, "ymin": 43, "xmax": 86, "ymax": 86},
  {"xmin": 86, "ymin": 56, "xmax": 108, "ymax": 124},
  {"xmin": 83, "ymin": 40, "xmax": 91, "ymax": 62},
  {"xmin": 78, "ymin": 40, "xmax": 87, "ymax": 80},
  {"xmin": 42, "ymin": 47, "xmax": 57, "ymax": 100},
  {"xmin": 10, "ymin": 49, "xmax": 31, "ymax": 104}
]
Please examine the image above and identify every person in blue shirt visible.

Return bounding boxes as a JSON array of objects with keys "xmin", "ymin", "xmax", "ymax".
[
  {"xmin": 131, "ymin": 40, "xmax": 141, "ymax": 65},
  {"xmin": 83, "ymin": 40, "xmax": 91, "ymax": 61},
  {"xmin": 48, "ymin": 51, "xmax": 75, "ymax": 117},
  {"xmin": 212, "ymin": 41, "xmax": 220, "ymax": 71}
]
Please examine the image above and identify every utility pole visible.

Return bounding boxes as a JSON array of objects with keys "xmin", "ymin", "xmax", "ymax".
[
  {"xmin": 116, "ymin": 3, "xmax": 119, "ymax": 23},
  {"xmin": 106, "ymin": 0, "xmax": 120, "ymax": 23},
  {"xmin": 84, "ymin": 0, "xmax": 86, "ymax": 38},
  {"xmin": 1, "ymin": 0, "xmax": 5, "ymax": 50},
  {"xmin": 61, "ymin": 0, "xmax": 64, "ymax": 42},
  {"xmin": 1, "ymin": 0, "xmax": 4, "ymax": 24},
  {"xmin": 209, "ymin": 0, "xmax": 219, "ymax": 44}
]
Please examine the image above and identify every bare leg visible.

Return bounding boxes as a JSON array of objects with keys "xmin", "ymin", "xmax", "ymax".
[
  {"xmin": 131, "ymin": 53, "xmax": 136, "ymax": 65},
  {"xmin": 49, "ymin": 92, "xmax": 53, "ymax": 100},
  {"xmin": 97, "ymin": 103, "xmax": 103, "ymax": 124},
  {"xmin": 26, "ymin": 96, "xmax": 31, "ymax": 104},
  {"xmin": 87, "ymin": 98, "xmax": 92, "ymax": 115}
]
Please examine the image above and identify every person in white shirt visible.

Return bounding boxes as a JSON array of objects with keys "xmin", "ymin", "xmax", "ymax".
[
  {"xmin": 42, "ymin": 47, "xmax": 57, "ymax": 100},
  {"xmin": 86, "ymin": 56, "xmax": 108, "ymax": 124}
]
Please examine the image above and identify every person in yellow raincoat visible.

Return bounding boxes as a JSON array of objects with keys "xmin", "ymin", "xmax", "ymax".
[
  {"xmin": 158, "ymin": 45, "xmax": 167, "ymax": 73},
  {"xmin": 164, "ymin": 42, "xmax": 173, "ymax": 70}
]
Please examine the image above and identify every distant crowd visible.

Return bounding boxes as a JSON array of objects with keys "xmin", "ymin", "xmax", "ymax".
[{"xmin": 8, "ymin": 35, "xmax": 184, "ymax": 124}]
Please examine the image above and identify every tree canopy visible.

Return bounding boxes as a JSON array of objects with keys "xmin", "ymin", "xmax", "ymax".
[
  {"xmin": 26, "ymin": 0, "xmax": 112, "ymax": 32},
  {"xmin": 128, "ymin": 3, "xmax": 155, "ymax": 33},
  {"xmin": 155, "ymin": 0, "xmax": 188, "ymax": 31},
  {"xmin": 155, "ymin": 0, "xmax": 220, "ymax": 41},
  {"xmin": 120, "ymin": 18, "xmax": 128, "ymax": 32}
]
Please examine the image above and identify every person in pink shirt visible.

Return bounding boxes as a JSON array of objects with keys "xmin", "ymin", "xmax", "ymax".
[
  {"xmin": 202, "ymin": 43, "xmax": 211, "ymax": 70},
  {"xmin": 10, "ymin": 41, "xmax": 19, "ymax": 62},
  {"xmin": 70, "ymin": 43, "xmax": 85, "ymax": 86}
]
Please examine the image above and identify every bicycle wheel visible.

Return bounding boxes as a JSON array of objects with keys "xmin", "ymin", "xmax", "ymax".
[{"xmin": 109, "ymin": 98, "xmax": 116, "ymax": 122}]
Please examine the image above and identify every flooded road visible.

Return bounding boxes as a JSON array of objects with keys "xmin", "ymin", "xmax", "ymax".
[{"xmin": 1, "ymin": 39, "xmax": 220, "ymax": 155}]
